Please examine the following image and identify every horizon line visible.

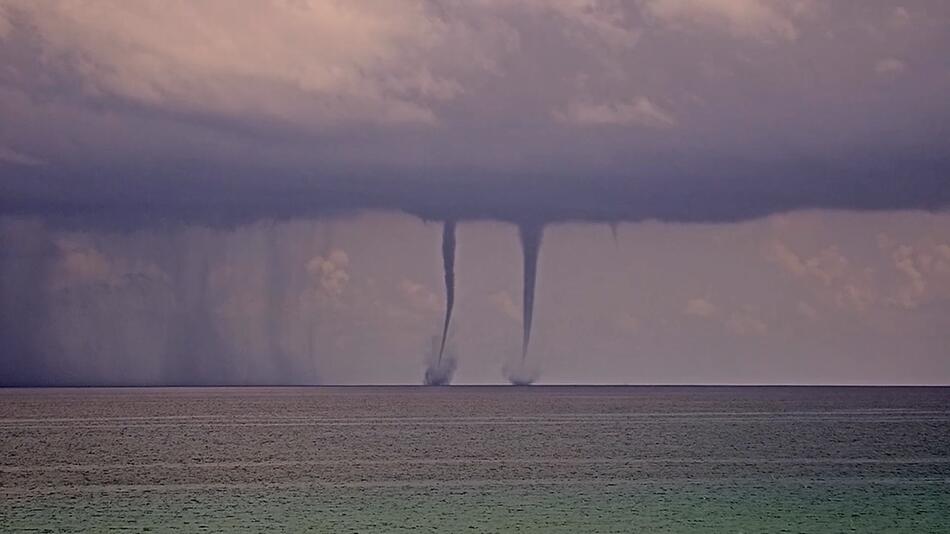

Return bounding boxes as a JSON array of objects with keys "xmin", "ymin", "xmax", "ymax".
[{"xmin": 2, "ymin": 383, "xmax": 949, "ymax": 389}]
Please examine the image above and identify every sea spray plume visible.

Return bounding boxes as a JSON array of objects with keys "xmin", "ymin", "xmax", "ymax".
[
  {"xmin": 437, "ymin": 220, "xmax": 456, "ymax": 363},
  {"xmin": 504, "ymin": 361, "xmax": 540, "ymax": 386},
  {"xmin": 519, "ymin": 223, "xmax": 544, "ymax": 362},
  {"xmin": 424, "ymin": 335, "xmax": 457, "ymax": 385}
]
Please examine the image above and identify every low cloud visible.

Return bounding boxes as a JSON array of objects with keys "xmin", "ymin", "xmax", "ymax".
[
  {"xmin": 881, "ymin": 238, "xmax": 950, "ymax": 309},
  {"xmin": 767, "ymin": 235, "xmax": 950, "ymax": 313},
  {"xmin": 685, "ymin": 297, "xmax": 717, "ymax": 317},
  {"xmin": 0, "ymin": 146, "xmax": 45, "ymax": 166},
  {"xmin": 48, "ymin": 236, "xmax": 167, "ymax": 292},
  {"xmin": 513, "ymin": 0, "xmax": 640, "ymax": 48},
  {"xmin": 875, "ymin": 58, "xmax": 905, "ymax": 76},
  {"xmin": 614, "ymin": 312, "xmax": 641, "ymax": 333},
  {"xmin": 766, "ymin": 240, "xmax": 874, "ymax": 312},
  {"xmin": 643, "ymin": 0, "xmax": 800, "ymax": 42},
  {"xmin": 725, "ymin": 311, "xmax": 767, "ymax": 336},
  {"xmin": 766, "ymin": 241, "xmax": 849, "ymax": 286},
  {"xmin": 4, "ymin": 1, "xmax": 454, "ymax": 128},
  {"xmin": 307, "ymin": 249, "xmax": 350, "ymax": 299},
  {"xmin": 0, "ymin": 1, "xmax": 947, "ymax": 226},
  {"xmin": 556, "ymin": 97, "xmax": 676, "ymax": 128},
  {"xmin": 399, "ymin": 279, "xmax": 440, "ymax": 313},
  {"xmin": 796, "ymin": 301, "xmax": 818, "ymax": 320},
  {"xmin": 490, "ymin": 290, "xmax": 521, "ymax": 323},
  {"xmin": 0, "ymin": 4, "xmax": 9, "ymax": 38}
]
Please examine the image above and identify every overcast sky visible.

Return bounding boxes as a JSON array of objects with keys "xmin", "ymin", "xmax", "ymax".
[{"xmin": 0, "ymin": 1, "xmax": 947, "ymax": 384}]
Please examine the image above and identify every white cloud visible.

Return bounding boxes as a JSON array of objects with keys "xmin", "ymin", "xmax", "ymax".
[
  {"xmin": 489, "ymin": 290, "xmax": 521, "ymax": 323},
  {"xmin": 615, "ymin": 312, "xmax": 641, "ymax": 333},
  {"xmin": 883, "ymin": 240, "xmax": 950, "ymax": 309},
  {"xmin": 480, "ymin": 0, "xmax": 639, "ymax": 48},
  {"xmin": 1, "ymin": 0, "xmax": 647, "ymax": 131},
  {"xmin": 50, "ymin": 241, "xmax": 112, "ymax": 289},
  {"xmin": 766, "ymin": 241, "xmax": 848, "ymax": 286},
  {"xmin": 796, "ymin": 301, "xmax": 818, "ymax": 320},
  {"xmin": 307, "ymin": 249, "xmax": 350, "ymax": 298},
  {"xmin": 399, "ymin": 279, "xmax": 440, "ymax": 313},
  {"xmin": 891, "ymin": 6, "xmax": 911, "ymax": 25},
  {"xmin": 556, "ymin": 97, "xmax": 676, "ymax": 127},
  {"xmin": 48, "ymin": 236, "xmax": 166, "ymax": 292},
  {"xmin": 726, "ymin": 312, "xmax": 767, "ymax": 336},
  {"xmin": 5, "ymin": 1, "xmax": 459, "ymax": 127},
  {"xmin": 537, "ymin": 0, "xmax": 640, "ymax": 48},
  {"xmin": 644, "ymin": 0, "xmax": 800, "ymax": 42},
  {"xmin": 0, "ymin": 4, "xmax": 11, "ymax": 38},
  {"xmin": 766, "ymin": 240, "xmax": 875, "ymax": 312},
  {"xmin": 875, "ymin": 58, "xmax": 905, "ymax": 76},
  {"xmin": 0, "ymin": 146, "xmax": 46, "ymax": 166},
  {"xmin": 684, "ymin": 297, "xmax": 717, "ymax": 317},
  {"xmin": 768, "ymin": 236, "xmax": 950, "ymax": 313}
]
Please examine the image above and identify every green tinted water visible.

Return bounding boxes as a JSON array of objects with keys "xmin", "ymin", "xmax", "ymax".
[{"xmin": 2, "ymin": 386, "xmax": 948, "ymax": 532}]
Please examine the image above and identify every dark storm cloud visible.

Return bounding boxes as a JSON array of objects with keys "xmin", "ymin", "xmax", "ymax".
[{"xmin": 0, "ymin": 0, "xmax": 948, "ymax": 227}]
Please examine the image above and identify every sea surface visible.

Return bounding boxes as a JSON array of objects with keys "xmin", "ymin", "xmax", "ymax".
[{"xmin": 1, "ymin": 386, "xmax": 949, "ymax": 532}]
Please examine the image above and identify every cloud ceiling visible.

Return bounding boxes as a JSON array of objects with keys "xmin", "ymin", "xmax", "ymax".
[{"xmin": 0, "ymin": 0, "xmax": 948, "ymax": 224}]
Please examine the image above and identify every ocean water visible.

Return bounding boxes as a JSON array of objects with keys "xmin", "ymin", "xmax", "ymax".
[{"xmin": 1, "ymin": 386, "xmax": 948, "ymax": 532}]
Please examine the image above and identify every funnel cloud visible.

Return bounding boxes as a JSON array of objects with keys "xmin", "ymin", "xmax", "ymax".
[
  {"xmin": 437, "ymin": 220, "xmax": 456, "ymax": 363},
  {"xmin": 519, "ymin": 224, "xmax": 544, "ymax": 362}
]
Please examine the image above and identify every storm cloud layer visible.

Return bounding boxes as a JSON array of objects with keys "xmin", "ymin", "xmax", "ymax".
[
  {"xmin": 1, "ymin": 2, "xmax": 949, "ymax": 386},
  {"xmin": 1, "ymin": 1, "xmax": 948, "ymax": 225}
]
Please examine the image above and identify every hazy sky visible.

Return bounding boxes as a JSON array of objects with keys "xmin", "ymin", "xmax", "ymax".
[{"xmin": 0, "ymin": 1, "xmax": 948, "ymax": 384}]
